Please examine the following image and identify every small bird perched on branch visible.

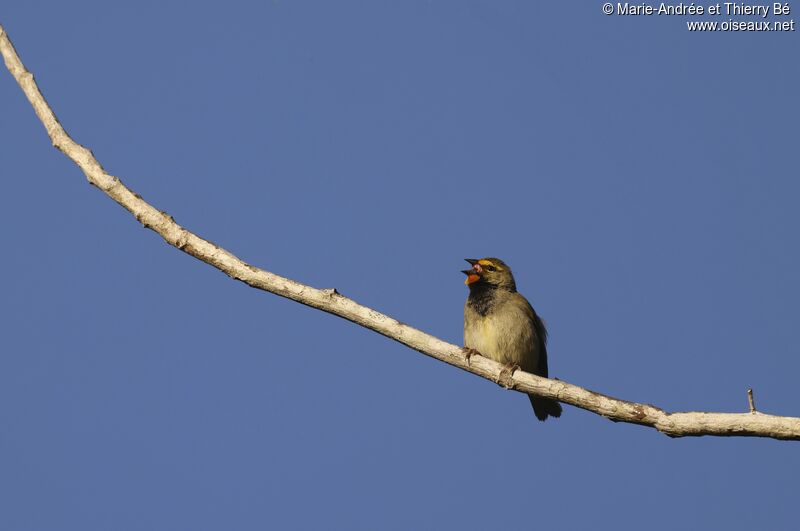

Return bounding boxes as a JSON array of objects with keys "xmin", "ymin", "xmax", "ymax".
[{"xmin": 462, "ymin": 258, "xmax": 562, "ymax": 421}]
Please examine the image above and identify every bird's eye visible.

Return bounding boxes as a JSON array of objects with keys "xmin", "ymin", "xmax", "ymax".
[{"xmin": 484, "ymin": 264, "xmax": 496, "ymax": 272}]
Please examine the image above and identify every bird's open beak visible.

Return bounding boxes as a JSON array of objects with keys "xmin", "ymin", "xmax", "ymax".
[{"xmin": 462, "ymin": 259, "xmax": 481, "ymax": 285}]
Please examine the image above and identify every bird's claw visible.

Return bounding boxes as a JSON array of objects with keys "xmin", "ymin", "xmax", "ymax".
[
  {"xmin": 497, "ymin": 363, "xmax": 520, "ymax": 389},
  {"xmin": 462, "ymin": 347, "xmax": 481, "ymax": 367}
]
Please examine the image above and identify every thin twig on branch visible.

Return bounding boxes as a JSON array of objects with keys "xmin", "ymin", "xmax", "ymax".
[{"xmin": 2, "ymin": 25, "xmax": 798, "ymax": 441}]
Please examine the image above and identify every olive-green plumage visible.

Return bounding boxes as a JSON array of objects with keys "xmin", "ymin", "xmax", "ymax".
[{"xmin": 463, "ymin": 258, "xmax": 562, "ymax": 421}]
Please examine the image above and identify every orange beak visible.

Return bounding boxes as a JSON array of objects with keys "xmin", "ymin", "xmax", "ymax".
[
  {"xmin": 462, "ymin": 258, "xmax": 481, "ymax": 285},
  {"xmin": 464, "ymin": 273, "xmax": 480, "ymax": 285}
]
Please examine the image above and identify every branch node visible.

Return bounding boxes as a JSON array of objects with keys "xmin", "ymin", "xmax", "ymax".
[
  {"xmin": 323, "ymin": 288, "xmax": 339, "ymax": 297},
  {"xmin": 175, "ymin": 230, "xmax": 190, "ymax": 250},
  {"xmin": 748, "ymin": 388, "xmax": 757, "ymax": 414},
  {"xmin": 103, "ymin": 175, "xmax": 122, "ymax": 192}
]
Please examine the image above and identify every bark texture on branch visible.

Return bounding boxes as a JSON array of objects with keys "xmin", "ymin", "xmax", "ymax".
[{"xmin": 3, "ymin": 25, "xmax": 798, "ymax": 441}]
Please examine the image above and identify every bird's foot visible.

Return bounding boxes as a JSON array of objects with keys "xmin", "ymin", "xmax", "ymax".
[
  {"xmin": 497, "ymin": 363, "xmax": 520, "ymax": 389},
  {"xmin": 461, "ymin": 347, "xmax": 481, "ymax": 367}
]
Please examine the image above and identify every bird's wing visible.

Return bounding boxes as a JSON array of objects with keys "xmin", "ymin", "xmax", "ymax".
[{"xmin": 516, "ymin": 294, "xmax": 549, "ymax": 378}]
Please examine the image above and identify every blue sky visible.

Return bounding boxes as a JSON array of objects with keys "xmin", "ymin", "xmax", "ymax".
[{"xmin": 1, "ymin": 2, "xmax": 798, "ymax": 530}]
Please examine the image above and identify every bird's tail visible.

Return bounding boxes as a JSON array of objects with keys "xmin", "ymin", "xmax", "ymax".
[{"xmin": 529, "ymin": 395, "xmax": 562, "ymax": 422}]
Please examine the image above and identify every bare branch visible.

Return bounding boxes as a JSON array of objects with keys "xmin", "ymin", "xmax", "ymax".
[
  {"xmin": 3, "ymin": 25, "xmax": 799, "ymax": 441},
  {"xmin": 748, "ymin": 388, "xmax": 757, "ymax": 414}
]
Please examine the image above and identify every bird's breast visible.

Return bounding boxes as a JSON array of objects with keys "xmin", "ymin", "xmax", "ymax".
[
  {"xmin": 464, "ymin": 313, "xmax": 502, "ymax": 361},
  {"xmin": 464, "ymin": 299, "xmax": 538, "ymax": 368}
]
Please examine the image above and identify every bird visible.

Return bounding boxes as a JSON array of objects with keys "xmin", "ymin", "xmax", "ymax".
[{"xmin": 462, "ymin": 257, "xmax": 562, "ymax": 421}]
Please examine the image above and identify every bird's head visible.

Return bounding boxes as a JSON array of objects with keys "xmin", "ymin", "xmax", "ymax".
[{"xmin": 462, "ymin": 258, "xmax": 516, "ymax": 291}]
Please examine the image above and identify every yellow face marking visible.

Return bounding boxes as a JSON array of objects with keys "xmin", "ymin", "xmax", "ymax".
[{"xmin": 478, "ymin": 259, "xmax": 504, "ymax": 271}]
